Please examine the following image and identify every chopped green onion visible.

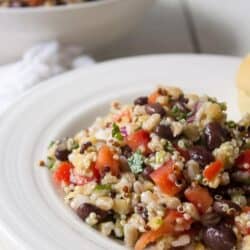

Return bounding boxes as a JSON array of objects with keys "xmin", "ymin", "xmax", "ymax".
[
  {"xmin": 128, "ymin": 151, "xmax": 145, "ymax": 174},
  {"xmin": 112, "ymin": 123, "xmax": 123, "ymax": 141}
]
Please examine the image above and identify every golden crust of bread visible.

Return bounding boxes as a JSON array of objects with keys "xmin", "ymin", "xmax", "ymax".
[{"xmin": 236, "ymin": 55, "xmax": 250, "ymax": 113}]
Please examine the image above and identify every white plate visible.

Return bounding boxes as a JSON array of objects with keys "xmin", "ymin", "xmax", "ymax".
[{"xmin": 0, "ymin": 55, "xmax": 241, "ymax": 250}]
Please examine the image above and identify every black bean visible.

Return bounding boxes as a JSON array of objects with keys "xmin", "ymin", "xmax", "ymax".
[
  {"xmin": 145, "ymin": 103, "xmax": 166, "ymax": 117},
  {"xmin": 134, "ymin": 96, "xmax": 148, "ymax": 106},
  {"xmin": 188, "ymin": 145, "xmax": 214, "ymax": 167},
  {"xmin": 211, "ymin": 187, "xmax": 230, "ymax": 199},
  {"xmin": 213, "ymin": 200, "xmax": 241, "ymax": 217},
  {"xmin": 155, "ymin": 124, "xmax": 173, "ymax": 140},
  {"xmin": 55, "ymin": 144, "xmax": 70, "ymax": 161},
  {"xmin": 238, "ymin": 125, "xmax": 246, "ymax": 132},
  {"xmin": 202, "ymin": 223, "xmax": 236, "ymax": 250},
  {"xmin": 204, "ymin": 122, "xmax": 227, "ymax": 150},
  {"xmin": 119, "ymin": 156, "xmax": 130, "ymax": 172},
  {"xmin": 142, "ymin": 165, "xmax": 154, "ymax": 180},
  {"xmin": 201, "ymin": 212, "xmax": 221, "ymax": 227},
  {"xmin": 121, "ymin": 145, "xmax": 132, "ymax": 158},
  {"xmin": 231, "ymin": 170, "xmax": 250, "ymax": 184},
  {"xmin": 76, "ymin": 203, "xmax": 110, "ymax": 222},
  {"xmin": 80, "ymin": 141, "xmax": 92, "ymax": 154},
  {"xmin": 243, "ymin": 184, "xmax": 250, "ymax": 195}
]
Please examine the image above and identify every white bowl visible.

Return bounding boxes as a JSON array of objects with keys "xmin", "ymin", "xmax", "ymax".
[{"xmin": 0, "ymin": 0, "xmax": 154, "ymax": 64}]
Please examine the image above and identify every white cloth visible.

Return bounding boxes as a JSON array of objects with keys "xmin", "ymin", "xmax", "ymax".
[{"xmin": 0, "ymin": 41, "xmax": 95, "ymax": 114}]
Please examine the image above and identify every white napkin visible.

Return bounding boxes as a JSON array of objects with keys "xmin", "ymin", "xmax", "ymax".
[{"xmin": 0, "ymin": 41, "xmax": 95, "ymax": 114}]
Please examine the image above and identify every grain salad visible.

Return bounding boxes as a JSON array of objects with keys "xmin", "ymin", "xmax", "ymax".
[
  {"xmin": 0, "ymin": 0, "xmax": 99, "ymax": 8},
  {"xmin": 40, "ymin": 86, "xmax": 250, "ymax": 250}
]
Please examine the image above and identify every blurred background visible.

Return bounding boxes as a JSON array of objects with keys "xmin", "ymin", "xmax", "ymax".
[
  {"xmin": 96, "ymin": 0, "xmax": 250, "ymax": 60},
  {"xmin": 1, "ymin": 0, "xmax": 250, "ymax": 63}
]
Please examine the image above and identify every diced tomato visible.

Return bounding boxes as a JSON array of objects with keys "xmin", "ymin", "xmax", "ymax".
[
  {"xmin": 184, "ymin": 185, "xmax": 213, "ymax": 214},
  {"xmin": 163, "ymin": 210, "xmax": 192, "ymax": 233},
  {"xmin": 71, "ymin": 164, "xmax": 100, "ymax": 185},
  {"xmin": 135, "ymin": 210, "xmax": 192, "ymax": 250},
  {"xmin": 96, "ymin": 145, "xmax": 119, "ymax": 176},
  {"xmin": 236, "ymin": 150, "xmax": 250, "ymax": 172},
  {"xmin": 148, "ymin": 91, "xmax": 161, "ymax": 104},
  {"xmin": 113, "ymin": 108, "xmax": 132, "ymax": 123},
  {"xmin": 24, "ymin": 0, "xmax": 44, "ymax": 6},
  {"xmin": 134, "ymin": 227, "xmax": 165, "ymax": 250},
  {"xmin": 236, "ymin": 220, "xmax": 250, "ymax": 235},
  {"xmin": 243, "ymin": 206, "xmax": 250, "ymax": 213},
  {"xmin": 150, "ymin": 160, "xmax": 183, "ymax": 196},
  {"xmin": 203, "ymin": 160, "xmax": 223, "ymax": 181},
  {"xmin": 127, "ymin": 130, "xmax": 150, "ymax": 153},
  {"xmin": 53, "ymin": 162, "xmax": 72, "ymax": 185}
]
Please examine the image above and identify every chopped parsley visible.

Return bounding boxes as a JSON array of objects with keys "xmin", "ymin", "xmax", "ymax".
[
  {"xmin": 112, "ymin": 123, "xmax": 123, "ymax": 141},
  {"xmin": 226, "ymin": 120, "xmax": 237, "ymax": 129},
  {"xmin": 170, "ymin": 105, "xmax": 187, "ymax": 121},
  {"xmin": 94, "ymin": 184, "xmax": 112, "ymax": 191},
  {"xmin": 164, "ymin": 140, "xmax": 174, "ymax": 153},
  {"xmin": 128, "ymin": 151, "xmax": 145, "ymax": 174},
  {"xmin": 71, "ymin": 140, "xmax": 79, "ymax": 150},
  {"xmin": 46, "ymin": 156, "xmax": 55, "ymax": 169},
  {"xmin": 208, "ymin": 97, "xmax": 227, "ymax": 111}
]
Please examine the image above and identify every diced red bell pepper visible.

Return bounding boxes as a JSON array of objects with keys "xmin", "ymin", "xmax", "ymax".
[
  {"xmin": 235, "ymin": 150, "xmax": 250, "ymax": 172},
  {"xmin": 203, "ymin": 160, "xmax": 223, "ymax": 181},
  {"xmin": 96, "ymin": 145, "xmax": 119, "ymax": 176},
  {"xmin": 135, "ymin": 210, "xmax": 192, "ymax": 250},
  {"xmin": 148, "ymin": 91, "xmax": 161, "ymax": 104},
  {"xmin": 71, "ymin": 163, "xmax": 100, "ymax": 185},
  {"xmin": 184, "ymin": 185, "xmax": 213, "ymax": 214},
  {"xmin": 150, "ymin": 160, "xmax": 183, "ymax": 196},
  {"xmin": 243, "ymin": 206, "xmax": 250, "ymax": 213},
  {"xmin": 127, "ymin": 130, "xmax": 150, "ymax": 153},
  {"xmin": 53, "ymin": 162, "xmax": 72, "ymax": 185}
]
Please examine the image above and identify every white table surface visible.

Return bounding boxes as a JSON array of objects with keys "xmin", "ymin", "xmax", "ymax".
[{"xmin": 1, "ymin": 0, "xmax": 250, "ymax": 249}]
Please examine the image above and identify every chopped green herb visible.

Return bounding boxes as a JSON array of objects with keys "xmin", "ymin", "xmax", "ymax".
[
  {"xmin": 164, "ymin": 140, "xmax": 174, "ymax": 153},
  {"xmin": 219, "ymin": 102, "xmax": 227, "ymax": 111},
  {"xmin": 178, "ymin": 139, "xmax": 191, "ymax": 149},
  {"xmin": 112, "ymin": 123, "xmax": 123, "ymax": 141},
  {"xmin": 47, "ymin": 156, "xmax": 55, "ymax": 169},
  {"xmin": 94, "ymin": 184, "xmax": 112, "ymax": 191},
  {"xmin": 71, "ymin": 140, "xmax": 79, "ymax": 150},
  {"xmin": 170, "ymin": 105, "xmax": 187, "ymax": 121},
  {"xmin": 208, "ymin": 97, "xmax": 227, "ymax": 111},
  {"xmin": 48, "ymin": 140, "xmax": 55, "ymax": 149},
  {"xmin": 128, "ymin": 151, "xmax": 145, "ymax": 174},
  {"xmin": 226, "ymin": 120, "xmax": 237, "ymax": 129}
]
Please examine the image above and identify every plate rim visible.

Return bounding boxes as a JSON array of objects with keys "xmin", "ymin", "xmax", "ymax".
[{"xmin": 0, "ymin": 53, "xmax": 242, "ymax": 250}]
